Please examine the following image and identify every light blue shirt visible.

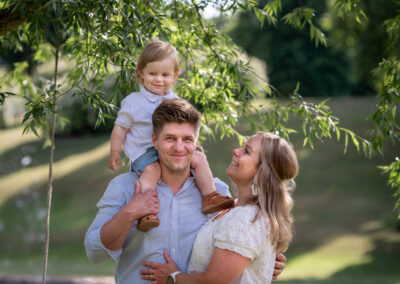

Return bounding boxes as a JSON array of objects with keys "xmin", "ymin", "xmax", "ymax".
[{"xmin": 84, "ymin": 172, "xmax": 230, "ymax": 284}]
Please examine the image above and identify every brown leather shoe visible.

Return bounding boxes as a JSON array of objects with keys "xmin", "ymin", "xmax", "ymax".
[
  {"xmin": 137, "ymin": 214, "xmax": 160, "ymax": 232},
  {"xmin": 202, "ymin": 192, "xmax": 235, "ymax": 214}
]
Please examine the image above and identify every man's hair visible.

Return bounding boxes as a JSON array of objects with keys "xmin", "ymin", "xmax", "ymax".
[
  {"xmin": 135, "ymin": 39, "xmax": 180, "ymax": 84},
  {"xmin": 152, "ymin": 98, "xmax": 201, "ymax": 137}
]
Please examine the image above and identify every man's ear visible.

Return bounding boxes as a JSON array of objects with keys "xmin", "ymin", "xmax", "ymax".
[{"xmin": 152, "ymin": 133, "xmax": 158, "ymax": 150}]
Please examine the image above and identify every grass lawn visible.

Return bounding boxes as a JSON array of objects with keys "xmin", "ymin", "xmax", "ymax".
[{"xmin": 0, "ymin": 96, "xmax": 399, "ymax": 283}]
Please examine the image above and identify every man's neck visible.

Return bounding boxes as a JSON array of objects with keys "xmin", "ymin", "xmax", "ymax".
[{"xmin": 160, "ymin": 166, "xmax": 191, "ymax": 195}]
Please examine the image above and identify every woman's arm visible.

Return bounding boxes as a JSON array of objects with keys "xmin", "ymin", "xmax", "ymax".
[
  {"xmin": 141, "ymin": 248, "xmax": 250, "ymax": 284},
  {"xmin": 177, "ymin": 247, "xmax": 250, "ymax": 284}
]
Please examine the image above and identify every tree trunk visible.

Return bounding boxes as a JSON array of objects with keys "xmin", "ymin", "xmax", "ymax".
[{"xmin": 42, "ymin": 25, "xmax": 59, "ymax": 284}]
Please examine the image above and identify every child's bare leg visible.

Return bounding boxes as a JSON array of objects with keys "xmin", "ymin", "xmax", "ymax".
[
  {"xmin": 139, "ymin": 162, "xmax": 161, "ymax": 192},
  {"xmin": 191, "ymin": 151, "xmax": 234, "ymax": 214},
  {"xmin": 191, "ymin": 151, "xmax": 215, "ymax": 196},
  {"xmin": 136, "ymin": 162, "xmax": 161, "ymax": 232}
]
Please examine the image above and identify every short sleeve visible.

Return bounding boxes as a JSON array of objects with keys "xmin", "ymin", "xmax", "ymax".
[
  {"xmin": 214, "ymin": 206, "xmax": 268, "ymax": 260},
  {"xmin": 115, "ymin": 97, "xmax": 134, "ymax": 129},
  {"xmin": 214, "ymin": 178, "xmax": 231, "ymax": 198}
]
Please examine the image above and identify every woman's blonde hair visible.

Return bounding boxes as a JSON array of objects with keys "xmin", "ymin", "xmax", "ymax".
[
  {"xmin": 134, "ymin": 39, "xmax": 180, "ymax": 84},
  {"xmin": 253, "ymin": 132, "xmax": 298, "ymax": 253}
]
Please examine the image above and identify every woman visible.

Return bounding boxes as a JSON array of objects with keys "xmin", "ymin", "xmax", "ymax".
[{"xmin": 140, "ymin": 132, "xmax": 298, "ymax": 283}]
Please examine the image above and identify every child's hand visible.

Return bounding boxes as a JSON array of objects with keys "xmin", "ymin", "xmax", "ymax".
[
  {"xmin": 108, "ymin": 151, "xmax": 121, "ymax": 171},
  {"xmin": 190, "ymin": 149, "xmax": 207, "ymax": 169}
]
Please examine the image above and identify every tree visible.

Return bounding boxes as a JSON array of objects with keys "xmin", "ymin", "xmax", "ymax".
[
  {"xmin": 0, "ymin": 0, "xmax": 398, "ymax": 282},
  {"xmin": 228, "ymin": 0, "xmax": 351, "ymax": 97}
]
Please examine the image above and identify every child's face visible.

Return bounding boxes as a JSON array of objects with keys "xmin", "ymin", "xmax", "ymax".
[{"xmin": 140, "ymin": 57, "xmax": 178, "ymax": 96}]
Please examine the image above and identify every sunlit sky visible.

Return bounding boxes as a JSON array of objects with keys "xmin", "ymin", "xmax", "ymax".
[{"xmin": 204, "ymin": 3, "xmax": 220, "ymax": 19}]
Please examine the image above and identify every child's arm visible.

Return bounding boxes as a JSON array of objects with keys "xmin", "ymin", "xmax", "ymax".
[{"xmin": 109, "ymin": 125, "xmax": 129, "ymax": 171}]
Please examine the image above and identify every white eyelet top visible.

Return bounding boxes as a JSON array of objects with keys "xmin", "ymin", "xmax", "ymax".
[{"xmin": 188, "ymin": 205, "xmax": 276, "ymax": 283}]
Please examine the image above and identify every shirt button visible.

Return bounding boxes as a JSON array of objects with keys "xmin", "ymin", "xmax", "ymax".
[
  {"xmin": 172, "ymin": 248, "xmax": 176, "ymax": 252},
  {"xmin": 172, "ymin": 222, "xmax": 176, "ymax": 227}
]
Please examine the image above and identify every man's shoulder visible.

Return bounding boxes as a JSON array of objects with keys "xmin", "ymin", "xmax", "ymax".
[
  {"xmin": 107, "ymin": 172, "xmax": 138, "ymax": 192},
  {"xmin": 213, "ymin": 178, "xmax": 231, "ymax": 197}
]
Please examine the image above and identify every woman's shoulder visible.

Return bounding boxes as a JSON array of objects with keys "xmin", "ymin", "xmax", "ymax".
[
  {"xmin": 214, "ymin": 205, "xmax": 270, "ymax": 260},
  {"xmin": 227, "ymin": 204, "xmax": 261, "ymax": 218},
  {"xmin": 221, "ymin": 205, "xmax": 268, "ymax": 228}
]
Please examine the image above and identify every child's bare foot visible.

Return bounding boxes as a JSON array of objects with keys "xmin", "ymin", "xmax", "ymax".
[{"xmin": 202, "ymin": 192, "xmax": 234, "ymax": 214}]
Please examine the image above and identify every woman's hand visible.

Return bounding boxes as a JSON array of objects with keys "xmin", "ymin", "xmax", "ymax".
[{"xmin": 140, "ymin": 250, "xmax": 179, "ymax": 284}]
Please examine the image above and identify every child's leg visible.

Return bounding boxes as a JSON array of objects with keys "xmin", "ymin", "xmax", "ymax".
[
  {"xmin": 136, "ymin": 161, "xmax": 161, "ymax": 232},
  {"xmin": 139, "ymin": 161, "xmax": 161, "ymax": 192},
  {"xmin": 191, "ymin": 151, "xmax": 234, "ymax": 214},
  {"xmin": 191, "ymin": 151, "xmax": 215, "ymax": 196}
]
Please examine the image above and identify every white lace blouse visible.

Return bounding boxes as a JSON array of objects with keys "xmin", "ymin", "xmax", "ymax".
[{"xmin": 187, "ymin": 205, "xmax": 276, "ymax": 284}]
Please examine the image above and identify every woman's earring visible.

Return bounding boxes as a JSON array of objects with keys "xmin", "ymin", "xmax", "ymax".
[
  {"xmin": 251, "ymin": 184, "xmax": 258, "ymax": 196},
  {"xmin": 251, "ymin": 176, "xmax": 258, "ymax": 196}
]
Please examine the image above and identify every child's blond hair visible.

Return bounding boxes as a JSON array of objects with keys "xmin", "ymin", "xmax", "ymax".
[{"xmin": 135, "ymin": 39, "xmax": 180, "ymax": 84}]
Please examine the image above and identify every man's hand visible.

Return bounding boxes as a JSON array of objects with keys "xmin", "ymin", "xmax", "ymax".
[
  {"xmin": 123, "ymin": 181, "xmax": 159, "ymax": 222},
  {"xmin": 108, "ymin": 151, "xmax": 121, "ymax": 171},
  {"xmin": 100, "ymin": 181, "xmax": 159, "ymax": 251},
  {"xmin": 273, "ymin": 253, "xmax": 286, "ymax": 280}
]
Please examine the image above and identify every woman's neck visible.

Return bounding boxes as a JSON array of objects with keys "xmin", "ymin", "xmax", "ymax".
[{"xmin": 235, "ymin": 185, "xmax": 254, "ymax": 207}]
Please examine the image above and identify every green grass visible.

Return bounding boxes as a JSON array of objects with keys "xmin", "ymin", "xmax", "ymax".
[{"xmin": 0, "ymin": 96, "xmax": 400, "ymax": 283}]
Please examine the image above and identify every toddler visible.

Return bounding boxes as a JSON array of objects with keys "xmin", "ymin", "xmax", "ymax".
[{"xmin": 108, "ymin": 39, "xmax": 234, "ymax": 231}]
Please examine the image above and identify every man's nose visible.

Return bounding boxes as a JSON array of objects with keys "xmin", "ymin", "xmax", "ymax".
[
  {"xmin": 173, "ymin": 139, "xmax": 184, "ymax": 151},
  {"xmin": 233, "ymin": 148, "xmax": 240, "ymax": 156}
]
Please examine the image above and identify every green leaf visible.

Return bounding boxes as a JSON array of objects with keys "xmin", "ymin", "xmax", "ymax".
[{"xmin": 351, "ymin": 133, "xmax": 360, "ymax": 151}]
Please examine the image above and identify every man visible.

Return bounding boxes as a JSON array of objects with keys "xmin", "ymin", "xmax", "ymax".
[{"xmin": 84, "ymin": 98, "xmax": 285, "ymax": 283}]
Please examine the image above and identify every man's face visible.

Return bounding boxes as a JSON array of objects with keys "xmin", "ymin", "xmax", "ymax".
[{"xmin": 152, "ymin": 122, "xmax": 197, "ymax": 174}]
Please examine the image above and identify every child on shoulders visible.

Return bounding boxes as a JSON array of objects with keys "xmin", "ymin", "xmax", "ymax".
[{"xmin": 108, "ymin": 39, "xmax": 234, "ymax": 231}]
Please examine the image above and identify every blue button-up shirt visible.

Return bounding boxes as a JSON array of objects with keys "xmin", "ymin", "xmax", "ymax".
[{"xmin": 84, "ymin": 172, "xmax": 230, "ymax": 283}]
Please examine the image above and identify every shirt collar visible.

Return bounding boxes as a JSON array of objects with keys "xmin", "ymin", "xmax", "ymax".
[
  {"xmin": 157, "ymin": 176, "xmax": 196, "ymax": 196},
  {"xmin": 140, "ymin": 86, "xmax": 175, "ymax": 102}
]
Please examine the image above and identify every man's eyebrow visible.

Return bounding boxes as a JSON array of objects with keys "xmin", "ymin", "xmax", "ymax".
[{"xmin": 162, "ymin": 133, "xmax": 176, "ymax": 137}]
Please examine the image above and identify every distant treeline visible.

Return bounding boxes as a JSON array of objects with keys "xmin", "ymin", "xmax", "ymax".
[{"xmin": 226, "ymin": 0, "xmax": 399, "ymax": 97}]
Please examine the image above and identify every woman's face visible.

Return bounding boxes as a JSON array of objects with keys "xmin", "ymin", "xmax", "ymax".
[{"xmin": 226, "ymin": 135, "xmax": 262, "ymax": 186}]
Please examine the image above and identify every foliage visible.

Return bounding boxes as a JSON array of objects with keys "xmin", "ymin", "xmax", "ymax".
[
  {"xmin": 379, "ymin": 158, "xmax": 400, "ymax": 212},
  {"xmin": 225, "ymin": 0, "xmax": 400, "ymax": 216},
  {"xmin": 329, "ymin": 0, "xmax": 399, "ymax": 94},
  {"xmin": 227, "ymin": 0, "xmax": 351, "ymax": 97},
  {"xmin": 0, "ymin": 0, "xmax": 365, "ymax": 144}
]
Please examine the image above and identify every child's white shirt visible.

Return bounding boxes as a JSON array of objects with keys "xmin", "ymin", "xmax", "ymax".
[{"xmin": 115, "ymin": 86, "xmax": 178, "ymax": 162}]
